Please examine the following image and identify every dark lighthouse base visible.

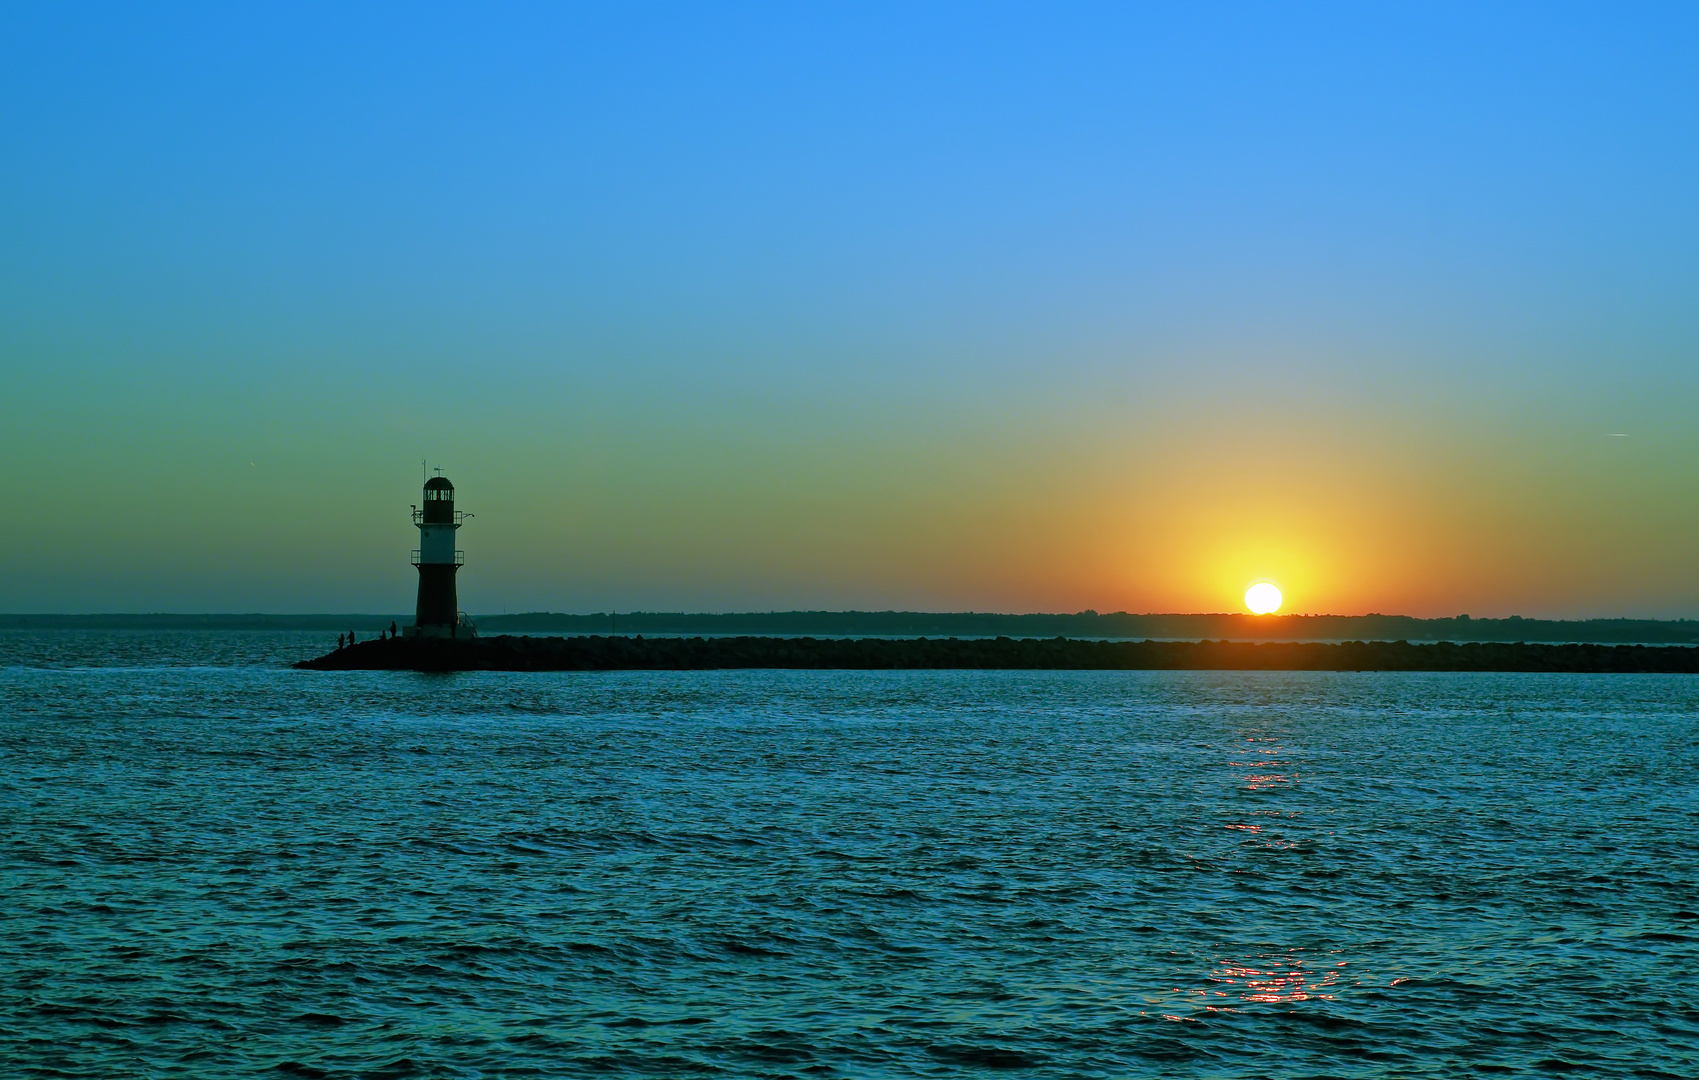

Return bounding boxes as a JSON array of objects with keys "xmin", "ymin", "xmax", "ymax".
[
  {"xmin": 410, "ymin": 564, "xmax": 462, "ymax": 638},
  {"xmin": 294, "ymin": 635, "xmax": 1699, "ymax": 673}
]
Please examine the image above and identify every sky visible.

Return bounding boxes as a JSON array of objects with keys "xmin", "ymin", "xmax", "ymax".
[{"xmin": 2, "ymin": 2, "xmax": 1697, "ymax": 617}]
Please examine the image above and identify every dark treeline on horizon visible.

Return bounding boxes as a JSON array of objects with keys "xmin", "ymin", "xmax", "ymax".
[
  {"xmin": 0, "ymin": 614, "xmax": 409, "ymax": 631},
  {"xmin": 476, "ymin": 610, "xmax": 1699, "ymax": 644},
  {"xmin": 7, "ymin": 610, "xmax": 1699, "ymax": 644}
]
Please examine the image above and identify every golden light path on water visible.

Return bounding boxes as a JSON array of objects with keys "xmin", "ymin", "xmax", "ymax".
[{"xmin": 1140, "ymin": 734, "xmax": 1373, "ymax": 1022}]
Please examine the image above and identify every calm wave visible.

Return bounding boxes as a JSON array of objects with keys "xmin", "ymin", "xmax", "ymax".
[{"xmin": 3, "ymin": 630, "xmax": 1696, "ymax": 1077}]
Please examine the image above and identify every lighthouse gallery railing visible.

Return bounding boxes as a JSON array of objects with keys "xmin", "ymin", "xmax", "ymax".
[{"xmin": 411, "ymin": 550, "xmax": 465, "ymax": 566}]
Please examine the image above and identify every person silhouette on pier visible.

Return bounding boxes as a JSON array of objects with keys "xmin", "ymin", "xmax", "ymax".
[
  {"xmin": 337, "ymin": 633, "xmax": 345, "ymax": 649},
  {"xmin": 390, "ymin": 621, "xmax": 398, "ymax": 638}
]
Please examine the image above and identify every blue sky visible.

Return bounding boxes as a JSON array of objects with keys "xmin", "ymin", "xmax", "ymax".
[{"xmin": 3, "ymin": 3, "xmax": 1696, "ymax": 615}]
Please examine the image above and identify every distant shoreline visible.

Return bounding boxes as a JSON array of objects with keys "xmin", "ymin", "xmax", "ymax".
[
  {"xmin": 295, "ymin": 635, "xmax": 1699, "ymax": 673},
  {"xmin": 7, "ymin": 610, "xmax": 1699, "ymax": 644}
]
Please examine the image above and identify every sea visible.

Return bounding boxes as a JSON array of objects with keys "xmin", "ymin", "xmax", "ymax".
[{"xmin": 2, "ymin": 630, "xmax": 1696, "ymax": 1079}]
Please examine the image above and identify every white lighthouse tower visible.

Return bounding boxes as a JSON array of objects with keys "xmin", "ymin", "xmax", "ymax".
[{"xmin": 409, "ymin": 472, "xmax": 472, "ymax": 637}]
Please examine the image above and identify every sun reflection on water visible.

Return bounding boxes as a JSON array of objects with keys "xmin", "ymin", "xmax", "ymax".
[
  {"xmin": 1146, "ymin": 738, "xmax": 1347, "ymax": 1015},
  {"xmin": 1145, "ymin": 951, "xmax": 1355, "ymax": 1020},
  {"xmin": 1208, "ymin": 953, "xmax": 1345, "ymax": 1003},
  {"xmin": 1229, "ymin": 736, "xmax": 1296, "ymax": 791}
]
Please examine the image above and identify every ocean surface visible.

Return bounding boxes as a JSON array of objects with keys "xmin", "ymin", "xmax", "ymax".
[{"xmin": 3, "ymin": 630, "xmax": 1697, "ymax": 1079}]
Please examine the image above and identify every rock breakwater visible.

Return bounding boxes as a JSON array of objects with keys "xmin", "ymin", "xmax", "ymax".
[{"xmin": 295, "ymin": 635, "xmax": 1699, "ymax": 673}]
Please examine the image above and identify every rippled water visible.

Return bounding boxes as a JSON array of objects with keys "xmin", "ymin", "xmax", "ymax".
[{"xmin": 3, "ymin": 630, "xmax": 1697, "ymax": 1077}]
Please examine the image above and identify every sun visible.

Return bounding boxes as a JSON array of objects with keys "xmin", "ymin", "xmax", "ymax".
[{"xmin": 1245, "ymin": 582, "xmax": 1283, "ymax": 615}]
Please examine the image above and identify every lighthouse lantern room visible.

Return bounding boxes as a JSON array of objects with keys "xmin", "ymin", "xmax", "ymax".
[{"xmin": 408, "ymin": 473, "xmax": 471, "ymax": 637}]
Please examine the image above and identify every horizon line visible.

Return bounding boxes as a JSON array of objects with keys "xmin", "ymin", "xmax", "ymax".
[{"xmin": 3, "ymin": 610, "xmax": 1697, "ymax": 623}]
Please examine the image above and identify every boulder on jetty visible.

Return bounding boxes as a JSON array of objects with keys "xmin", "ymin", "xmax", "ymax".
[{"xmin": 295, "ymin": 635, "xmax": 1699, "ymax": 673}]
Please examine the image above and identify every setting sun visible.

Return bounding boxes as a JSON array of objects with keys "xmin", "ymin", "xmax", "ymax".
[{"xmin": 1245, "ymin": 582, "xmax": 1283, "ymax": 615}]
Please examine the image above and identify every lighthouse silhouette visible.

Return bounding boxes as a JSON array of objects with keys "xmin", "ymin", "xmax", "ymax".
[{"xmin": 409, "ymin": 472, "xmax": 472, "ymax": 638}]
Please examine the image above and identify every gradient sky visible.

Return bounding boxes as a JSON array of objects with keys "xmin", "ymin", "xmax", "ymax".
[{"xmin": 3, "ymin": 3, "xmax": 1697, "ymax": 616}]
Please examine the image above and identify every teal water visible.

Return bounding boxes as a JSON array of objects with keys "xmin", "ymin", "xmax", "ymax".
[{"xmin": 3, "ymin": 631, "xmax": 1697, "ymax": 1078}]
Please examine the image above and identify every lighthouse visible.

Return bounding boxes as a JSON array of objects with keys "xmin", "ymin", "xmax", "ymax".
[{"xmin": 410, "ymin": 473, "xmax": 471, "ymax": 637}]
